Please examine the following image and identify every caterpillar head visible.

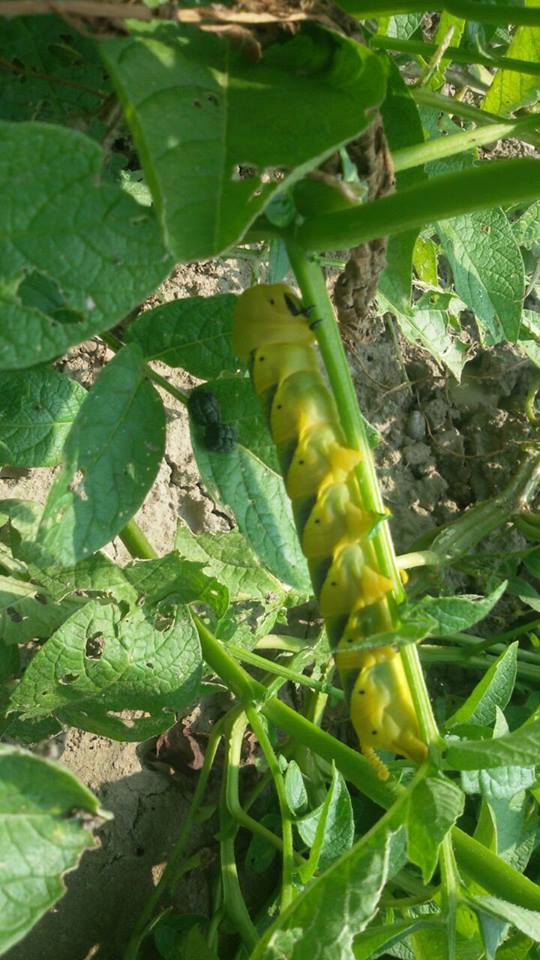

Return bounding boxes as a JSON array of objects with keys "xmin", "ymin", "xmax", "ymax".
[{"xmin": 233, "ymin": 284, "xmax": 315, "ymax": 359}]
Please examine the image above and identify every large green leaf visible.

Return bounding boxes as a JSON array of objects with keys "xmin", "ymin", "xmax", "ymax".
[
  {"xmin": 189, "ymin": 380, "xmax": 310, "ymax": 591},
  {"xmin": 36, "ymin": 345, "xmax": 166, "ymax": 565},
  {"xmin": 0, "ymin": 745, "xmax": 108, "ymax": 955},
  {"xmin": 102, "ymin": 22, "xmax": 386, "ymax": 260},
  {"xmin": 438, "ymin": 208, "xmax": 524, "ymax": 344},
  {"xmin": 249, "ymin": 827, "xmax": 404, "ymax": 960},
  {"xmin": 0, "ymin": 122, "xmax": 172, "ymax": 370},
  {"xmin": 9, "ymin": 598, "xmax": 201, "ymax": 740},
  {"xmin": 126, "ymin": 293, "xmax": 238, "ymax": 378},
  {"xmin": 446, "ymin": 716, "xmax": 540, "ymax": 771}
]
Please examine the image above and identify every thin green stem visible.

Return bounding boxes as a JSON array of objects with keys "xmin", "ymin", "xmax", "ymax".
[
  {"xmin": 371, "ymin": 35, "xmax": 540, "ymax": 78},
  {"xmin": 421, "ymin": 645, "xmax": 540, "ymax": 683},
  {"xmin": 397, "ymin": 550, "xmax": 441, "ymax": 570},
  {"xmin": 246, "ymin": 705, "xmax": 296, "ymax": 911},
  {"xmin": 410, "ymin": 88, "xmax": 540, "ymax": 149},
  {"xmin": 101, "ymin": 331, "xmax": 189, "ymax": 406},
  {"xmin": 118, "ymin": 520, "xmax": 159, "ymax": 560},
  {"xmin": 339, "ymin": 0, "xmax": 540, "ymax": 25},
  {"xmin": 227, "ymin": 642, "xmax": 343, "ymax": 700},
  {"xmin": 392, "ymin": 117, "xmax": 539, "ymax": 173},
  {"xmin": 439, "ymin": 836, "xmax": 459, "ymax": 960}
]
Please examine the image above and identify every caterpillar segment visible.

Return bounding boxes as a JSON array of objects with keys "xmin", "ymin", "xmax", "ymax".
[{"xmin": 233, "ymin": 283, "xmax": 427, "ymax": 777}]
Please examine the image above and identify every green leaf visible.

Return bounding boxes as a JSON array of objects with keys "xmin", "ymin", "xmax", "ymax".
[
  {"xmin": 512, "ymin": 201, "xmax": 540, "ymax": 249},
  {"xmin": 102, "ymin": 22, "xmax": 386, "ymax": 260},
  {"xmin": 9, "ymin": 598, "xmax": 201, "ymax": 741},
  {"xmin": 284, "ymin": 760, "xmax": 309, "ymax": 817},
  {"xmin": 190, "ymin": 379, "xmax": 310, "ymax": 591},
  {"xmin": 126, "ymin": 294, "xmax": 239, "ymax": 378},
  {"xmin": 438, "ymin": 208, "xmax": 524, "ymax": 345},
  {"xmin": 483, "ymin": 21, "xmax": 540, "ymax": 116},
  {"xmin": 446, "ymin": 643, "xmax": 517, "ymax": 729},
  {"xmin": 406, "ymin": 774, "xmax": 465, "ymax": 882},
  {"xmin": 445, "ymin": 715, "xmax": 540, "ymax": 771},
  {"xmin": 354, "ymin": 919, "xmax": 440, "ymax": 960},
  {"xmin": 462, "ymin": 711, "xmax": 537, "ymax": 801},
  {"xmin": 36, "ymin": 345, "xmax": 166, "ymax": 565},
  {"xmin": 0, "ymin": 574, "xmax": 82, "ymax": 644},
  {"xmin": 297, "ymin": 768, "xmax": 354, "ymax": 878},
  {"xmin": 471, "ymin": 896, "xmax": 540, "ymax": 942},
  {"xmin": 388, "ymin": 305, "xmax": 468, "ymax": 380},
  {"xmin": 0, "ymin": 745, "xmax": 108, "ymax": 955},
  {"xmin": 123, "ymin": 551, "xmax": 229, "ymax": 616},
  {"xmin": 249, "ymin": 826, "xmax": 405, "ymax": 960},
  {"xmin": 174, "ymin": 523, "xmax": 284, "ymax": 602},
  {"xmin": 404, "ymin": 581, "xmax": 507, "ymax": 638},
  {"xmin": 0, "ymin": 122, "xmax": 171, "ymax": 370},
  {"xmin": 0, "ymin": 15, "xmax": 111, "ymax": 124},
  {"xmin": 0, "ymin": 367, "xmax": 86, "ymax": 467},
  {"xmin": 413, "ymin": 235, "xmax": 439, "ymax": 286}
]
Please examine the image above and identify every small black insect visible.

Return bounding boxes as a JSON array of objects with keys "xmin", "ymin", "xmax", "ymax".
[
  {"xmin": 204, "ymin": 422, "xmax": 238, "ymax": 453},
  {"xmin": 187, "ymin": 390, "xmax": 221, "ymax": 427}
]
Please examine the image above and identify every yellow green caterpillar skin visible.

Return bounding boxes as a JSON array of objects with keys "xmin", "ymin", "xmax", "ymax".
[{"xmin": 233, "ymin": 284, "xmax": 427, "ymax": 777}]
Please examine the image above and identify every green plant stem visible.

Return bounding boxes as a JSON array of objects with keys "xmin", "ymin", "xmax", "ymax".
[
  {"xmin": 122, "ymin": 721, "xmax": 224, "ymax": 960},
  {"xmin": 285, "ymin": 242, "xmax": 441, "ymax": 755},
  {"xmin": 371, "ymin": 35, "xmax": 540, "ymax": 78},
  {"xmin": 118, "ymin": 519, "xmax": 159, "ymax": 560},
  {"xmin": 246, "ymin": 705, "xmax": 296, "ymax": 910},
  {"xmin": 227, "ymin": 642, "xmax": 344, "ymax": 700},
  {"xmin": 339, "ymin": 0, "xmax": 540, "ymax": 24},
  {"xmin": 439, "ymin": 837, "xmax": 459, "ymax": 960},
  {"xmin": 443, "ymin": 629, "xmax": 540, "ymax": 662},
  {"xmin": 119, "ymin": 522, "xmax": 540, "ymax": 911},
  {"xmin": 421, "ymin": 645, "xmax": 540, "ymax": 683},
  {"xmin": 392, "ymin": 117, "xmax": 539, "ymax": 173},
  {"xmin": 100, "ymin": 331, "xmax": 189, "ymax": 406},
  {"xmin": 295, "ymin": 159, "xmax": 540, "ymax": 253},
  {"xmin": 410, "ymin": 88, "xmax": 540, "ymax": 150},
  {"xmin": 397, "ymin": 550, "xmax": 441, "ymax": 570}
]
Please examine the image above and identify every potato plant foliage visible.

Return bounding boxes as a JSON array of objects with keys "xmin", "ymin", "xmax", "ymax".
[{"xmin": 0, "ymin": 3, "xmax": 540, "ymax": 959}]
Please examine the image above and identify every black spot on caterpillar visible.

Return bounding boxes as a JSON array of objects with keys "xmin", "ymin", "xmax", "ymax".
[{"xmin": 233, "ymin": 283, "xmax": 426, "ymax": 777}]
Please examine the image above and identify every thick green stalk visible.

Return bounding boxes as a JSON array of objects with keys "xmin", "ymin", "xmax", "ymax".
[
  {"xmin": 339, "ymin": 0, "xmax": 540, "ymax": 24},
  {"xmin": 371, "ymin": 35, "xmax": 540, "ymax": 78},
  {"xmin": 392, "ymin": 117, "xmax": 540, "ymax": 173},
  {"xmin": 285, "ymin": 243, "xmax": 441, "ymax": 752},
  {"xmin": 296, "ymin": 159, "xmax": 540, "ymax": 253}
]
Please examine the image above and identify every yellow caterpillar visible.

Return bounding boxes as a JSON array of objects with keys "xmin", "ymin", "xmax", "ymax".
[{"xmin": 233, "ymin": 283, "xmax": 427, "ymax": 778}]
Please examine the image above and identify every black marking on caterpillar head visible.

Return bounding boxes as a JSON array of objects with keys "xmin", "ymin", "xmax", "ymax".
[{"xmin": 205, "ymin": 423, "xmax": 237, "ymax": 453}]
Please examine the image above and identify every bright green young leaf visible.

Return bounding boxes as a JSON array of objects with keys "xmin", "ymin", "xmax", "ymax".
[
  {"xmin": 102, "ymin": 22, "xmax": 386, "ymax": 261},
  {"xmin": 483, "ymin": 19, "xmax": 540, "ymax": 116},
  {"xmin": 405, "ymin": 581, "xmax": 507, "ymax": 638},
  {"xmin": 446, "ymin": 643, "xmax": 517, "ymax": 729},
  {"xmin": 249, "ymin": 827, "xmax": 405, "ymax": 960},
  {"xmin": 489, "ymin": 787, "xmax": 538, "ymax": 872},
  {"xmin": 189, "ymin": 379, "xmax": 310, "ymax": 591},
  {"xmin": 406, "ymin": 774, "xmax": 465, "ymax": 882},
  {"xmin": 9, "ymin": 598, "xmax": 201, "ymax": 741},
  {"xmin": 125, "ymin": 294, "xmax": 239, "ymax": 378},
  {"xmin": 174, "ymin": 523, "xmax": 284, "ymax": 602},
  {"xmin": 438, "ymin": 208, "xmax": 524, "ymax": 344},
  {"xmin": 0, "ymin": 745, "xmax": 108, "ymax": 955},
  {"xmin": 297, "ymin": 768, "xmax": 354, "ymax": 878},
  {"xmin": 413, "ymin": 235, "xmax": 439, "ymax": 286},
  {"xmin": 462, "ymin": 711, "xmax": 537, "ymax": 801},
  {"xmin": 36, "ymin": 345, "xmax": 166, "ymax": 566},
  {"xmin": 446, "ymin": 715, "xmax": 540, "ymax": 771},
  {"xmin": 0, "ymin": 367, "xmax": 86, "ymax": 467},
  {"xmin": 0, "ymin": 122, "xmax": 171, "ymax": 371},
  {"xmin": 284, "ymin": 760, "xmax": 309, "ymax": 817}
]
